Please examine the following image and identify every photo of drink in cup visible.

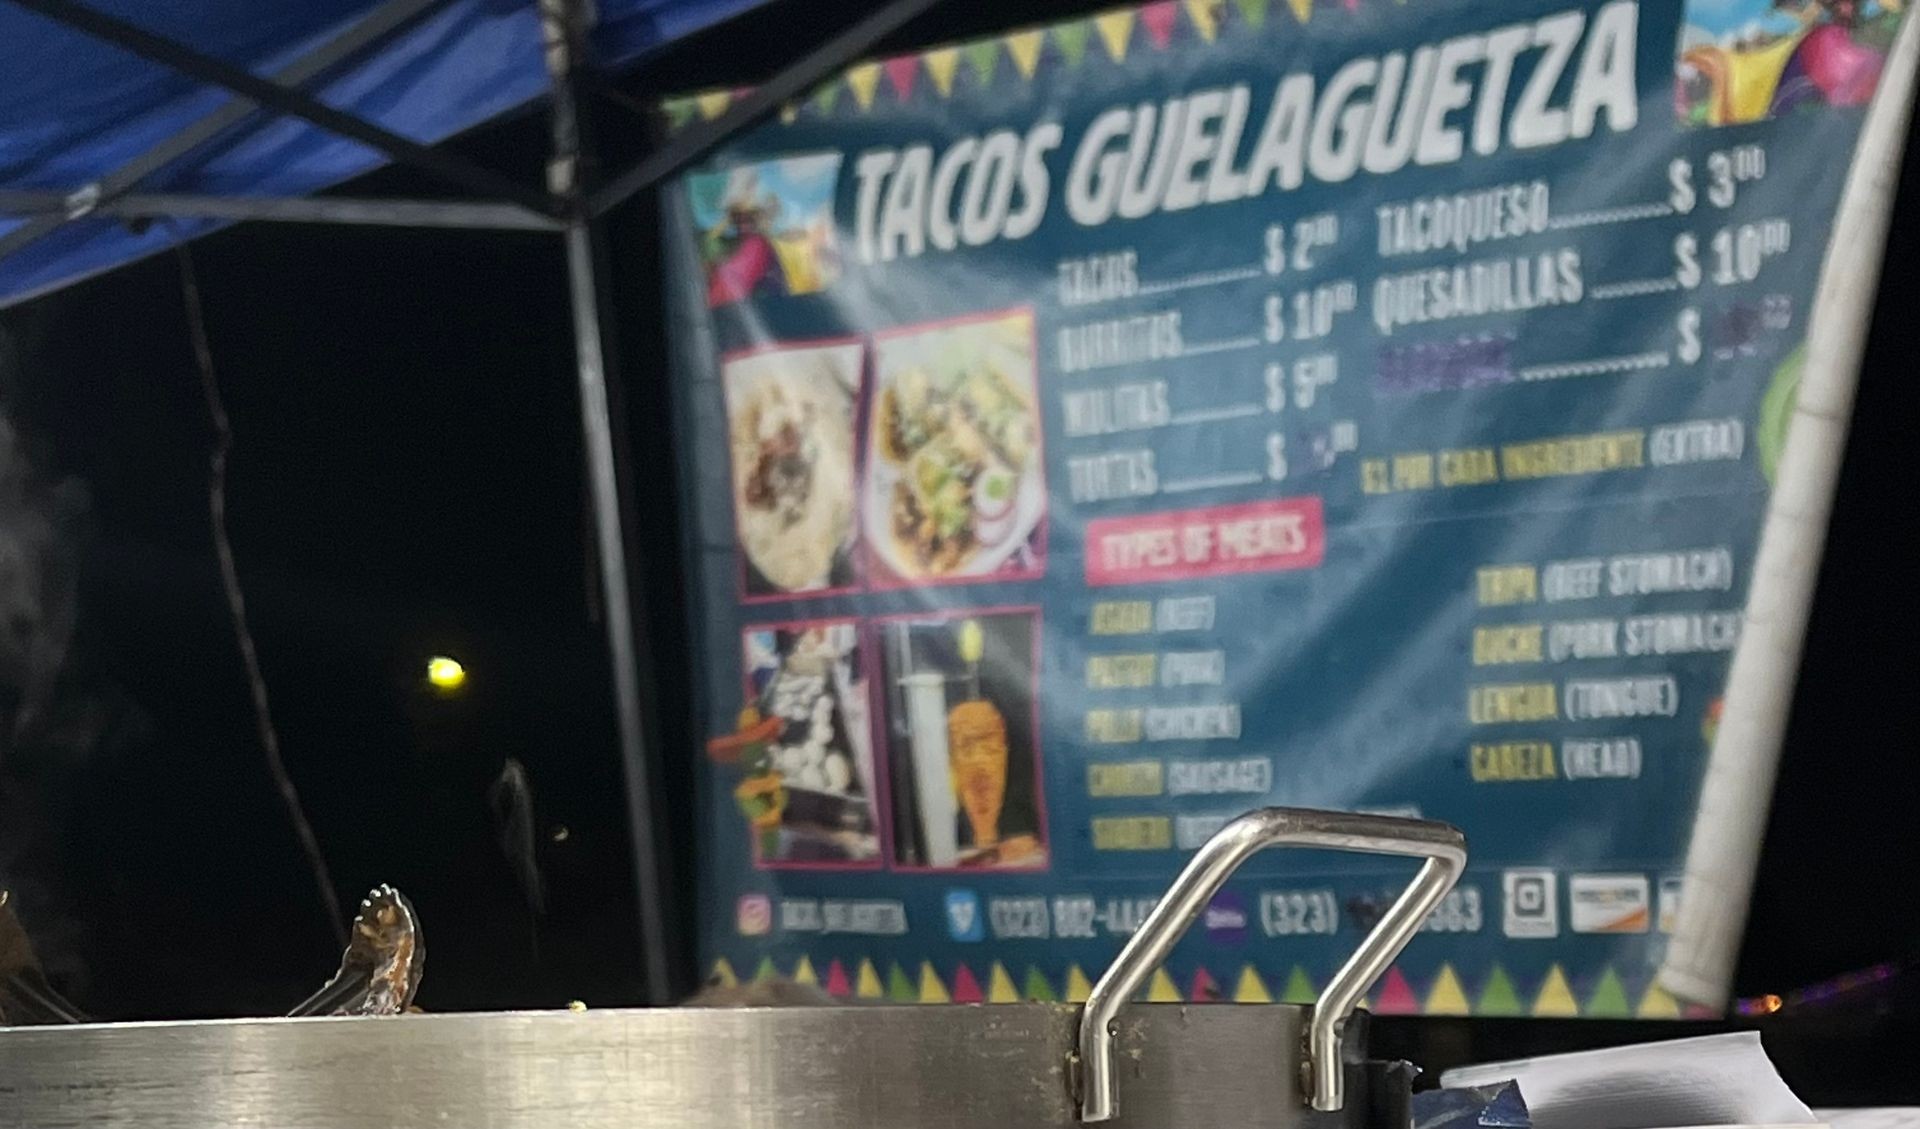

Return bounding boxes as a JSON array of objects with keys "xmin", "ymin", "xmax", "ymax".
[{"xmin": 877, "ymin": 609, "xmax": 1047, "ymax": 870}]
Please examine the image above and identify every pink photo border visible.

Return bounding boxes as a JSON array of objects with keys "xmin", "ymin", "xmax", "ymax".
[
  {"xmin": 719, "ymin": 334, "xmax": 871, "ymax": 606},
  {"xmin": 868, "ymin": 604, "xmax": 1051, "ymax": 875},
  {"xmin": 863, "ymin": 306, "xmax": 1050, "ymax": 592},
  {"xmin": 740, "ymin": 615, "xmax": 889, "ymax": 872}
]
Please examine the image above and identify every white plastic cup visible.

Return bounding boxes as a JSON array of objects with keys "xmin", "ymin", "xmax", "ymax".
[{"xmin": 901, "ymin": 673, "xmax": 959, "ymax": 868}]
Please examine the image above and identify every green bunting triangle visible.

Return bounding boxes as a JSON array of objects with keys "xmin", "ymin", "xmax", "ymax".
[
  {"xmin": 1233, "ymin": 0, "xmax": 1270, "ymax": 26},
  {"xmin": 1054, "ymin": 22, "xmax": 1091, "ymax": 67},
  {"xmin": 812, "ymin": 79, "xmax": 843, "ymax": 115},
  {"xmin": 664, "ymin": 98, "xmax": 697, "ymax": 130},
  {"xmin": 888, "ymin": 963, "xmax": 917, "ymax": 1003},
  {"xmin": 752, "ymin": 956, "xmax": 779, "ymax": 983},
  {"xmin": 1024, "ymin": 967, "xmax": 1058, "ymax": 1001},
  {"xmin": 963, "ymin": 39, "xmax": 1000, "ymax": 87},
  {"xmin": 1585, "ymin": 968, "xmax": 1633, "ymax": 1018},
  {"xmin": 1281, "ymin": 965, "xmax": 1317, "ymax": 1004},
  {"xmin": 1476, "ymin": 965, "xmax": 1524, "ymax": 1016}
]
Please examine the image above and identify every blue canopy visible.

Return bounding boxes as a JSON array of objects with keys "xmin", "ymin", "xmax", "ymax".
[{"xmin": 0, "ymin": 0, "xmax": 762, "ymax": 308}]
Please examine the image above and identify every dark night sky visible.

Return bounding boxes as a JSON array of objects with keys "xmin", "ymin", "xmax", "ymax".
[
  {"xmin": 4, "ymin": 217, "xmax": 653, "ymax": 1015},
  {"xmin": 0, "ymin": 0, "xmax": 1915, "ymax": 1095}
]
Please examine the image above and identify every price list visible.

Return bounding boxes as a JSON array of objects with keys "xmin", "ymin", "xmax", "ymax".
[{"xmin": 670, "ymin": 0, "xmax": 1900, "ymax": 1011}]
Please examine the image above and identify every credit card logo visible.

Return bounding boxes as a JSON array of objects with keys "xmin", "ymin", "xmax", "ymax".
[
  {"xmin": 1502, "ymin": 869, "xmax": 1558, "ymax": 939},
  {"xmin": 1658, "ymin": 876, "xmax": 1685, "ymax": 934},
  {"xmin": 1570, "ymin": 874, "xmax": 1651, "ymax": 933}
]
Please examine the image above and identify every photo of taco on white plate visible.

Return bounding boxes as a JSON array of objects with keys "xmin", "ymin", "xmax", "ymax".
[
  {"xmin": 722, "ymin": 341, "xmax": 863, "ymax": 596},
  {"xmin": 866, "ymin": 310, "xmax": 1044, "ymax": 585}
]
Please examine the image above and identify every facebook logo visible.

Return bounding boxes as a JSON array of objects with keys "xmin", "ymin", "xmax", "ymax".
[{"xmin": 944, "ymin": 889, "xmax": 984, "ymax": 942}]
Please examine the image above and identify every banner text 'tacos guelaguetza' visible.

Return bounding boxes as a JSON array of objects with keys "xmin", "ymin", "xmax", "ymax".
[{"xmin": 663, "ymin": 0, "xmax": 1900, "ymax": 1015}]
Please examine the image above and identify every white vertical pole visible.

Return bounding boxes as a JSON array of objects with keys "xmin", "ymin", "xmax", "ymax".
[{"xmin": 1658, "ymin": 12, "xmax": 1920, "ymax": 1010}]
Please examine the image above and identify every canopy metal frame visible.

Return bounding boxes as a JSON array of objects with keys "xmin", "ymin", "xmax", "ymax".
[{"xmin": 0, "ymin": 0, "xmax": 950, "ymax": 1003}]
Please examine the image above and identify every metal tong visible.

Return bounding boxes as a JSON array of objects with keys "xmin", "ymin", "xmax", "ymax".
[
  {"xmin": 0, "ymin": 890, "xmax": 89, "ymax": 1025},
  {"xmin": 287, "ymin": 885, "xmax": 426, "ymax": 1017},
  {"xmin": 1, "ymin": 883, "xmax": 423, "ymax": 1025}
]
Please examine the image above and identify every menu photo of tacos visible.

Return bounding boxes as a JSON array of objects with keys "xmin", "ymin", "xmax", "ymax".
[
  {"xmin": 722, "ymin": 340, "xmax": 864, "ymax": 599},
  {"xmin": 707, "ymin": 621, "xmax": 883, "ymax": 868},
  {"xmin": 865, "ymin": 309, "xmax": 1046, "ymax": 587},
  {"xmin": 877, "ymin": 609, "xmax": 1047, "ymax": 871}
]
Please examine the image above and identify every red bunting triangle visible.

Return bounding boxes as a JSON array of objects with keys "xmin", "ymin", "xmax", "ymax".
[
  {"xmin": 1373, "ymin": 967, "xmax": 1421, "ymax": 1015},
  {"xmin": 1140, "ymin": 1, "xmax": 1178, "ymax": 47},
  {"xmin": 951, "ymin": 964, "xmax": 984, "ymax": 1003},
  {"xmin": 884, "ymin": 56, "xmax": 919, "ymax": 101},
  {"xmin": 825, "ymin": 960, "xmax": 852, "ymax": 998},
  {"xmin": 1189, "ymin": 966, "xmax": 1221, "ymax": 1001}
]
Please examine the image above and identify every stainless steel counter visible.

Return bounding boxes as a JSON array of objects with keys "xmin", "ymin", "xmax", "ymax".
[{"xmin": 0, "ymin": 1002, "xmax": 1303, "ymax": 1129}]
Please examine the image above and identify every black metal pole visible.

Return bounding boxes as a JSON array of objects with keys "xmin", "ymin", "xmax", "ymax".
[
  {"xmin": 540, "ymin": 0, "xmax": 674, "ymax": 1004},
  {"xmin": 0, "ymin": 0, "xmax": 453, "ymax": 264},
  {"xmin": 588, "ymin": 0, "xmax": 953, "ymax": 217},
  {"xmin": 0, "ymin": 190, "xmax": 561, "ymax": 230},
  {"xmin": 5, "ymin": 0, "xmax": 559, "ymax": 218}
]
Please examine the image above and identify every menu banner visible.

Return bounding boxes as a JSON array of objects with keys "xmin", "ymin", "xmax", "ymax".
[{"xmin": 662, "ymin": 0, "xmax": 1901, "ymax": 1016}]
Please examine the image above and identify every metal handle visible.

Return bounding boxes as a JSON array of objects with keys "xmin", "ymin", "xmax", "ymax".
[{"xmin": 1074, "ymin": 808, "xmax": 1466, "ymax": 1122}]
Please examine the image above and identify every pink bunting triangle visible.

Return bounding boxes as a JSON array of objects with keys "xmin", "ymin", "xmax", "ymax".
[
  {"xmin": 1189, "ymin": 966, "xmax": 1221, "ymax": 1001},
  {"xmin": 825, "ymin": 960, "xmax": 852, "ymax": 998},
  {"xmin": 1141, "ymin": 1, "xmax": 1178, "ymax": 48},
  {"xmin": 1373, "ymin": 967, "xmax": 1421, "ymax": 1015},
  {"xmin": 951, "ymin": 964, "xmax": 984, "ymax": 1003},
  {"xmin": 884, "ymin": 57, "xmax": 919, "ymax": 101}
]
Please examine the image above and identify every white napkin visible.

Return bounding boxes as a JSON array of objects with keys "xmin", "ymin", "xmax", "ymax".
[
  {"xmin": 1440, "ymin": 1032, "xmax": 1817, "ymax": 1129},
  {"xmin": 1817, "ymin": 1111, "xmax": 1920, "ymax": 1129}
]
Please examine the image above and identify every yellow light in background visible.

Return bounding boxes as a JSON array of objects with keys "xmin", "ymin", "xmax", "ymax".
[{"xmin": 427, "ymin": 656, "xmax": 467, "ymax": 692}]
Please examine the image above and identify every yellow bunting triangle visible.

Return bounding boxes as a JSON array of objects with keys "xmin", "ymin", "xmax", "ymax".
[
  {"xmin": 1185, "ymin": 0, "xmax": 1223, "ymax": 41},
  {"xmin": 1424, "ymin": 965, "xmax": 1471, "ymax": 1016},
  {"xmin": 1637, "ymin": 983, "xmax": 1683, "ymax": 1018},
  {"xmin": 1006, "ymin": 31, "xmax": 1045, "ymax": 78},
  {"xmin": 1532, "ymin": 965, "xmax": 1581, "ymax": 1017},
  {"xmin": 919, "ymin": 962, "xmax": 951, "ymax": 1004},
  {"xmin": 1285, "ymin": 0, "xmax": 1312, "ymax": 23},
  {"xmin": 1147, "ymin": 967, "xmax": 1182, "ymax": 1002},
  {"xmin": 846, "ymin": 63, "xmax": 882, "ymax": 111},
  {"xmin": 778, "ymin": 102, "xmax": 799, "ymax": 124},
  {"xmin": 791, "ymin": 956, "xmax": 818, "ymax": 986},
  {"xmin": 1232, "ymin": 966, "xmax": 1273, "ymax": 1003},
  {"xmin": 709, "ymin": 958, "xmax": 738, "ymax": 988},
  {"xmin": 855, "ymin": 959, "xmax": 885, "ymax": 999},
  {"xmin": 1095, "ymin": 11, "xmax": 1136, "ymax": 61},
  {"xmin": 697, "ymin": 90, "xmax": 731, "ymax": 120},
  {"xmin": 988, "ymin": 962, "xmax": 1021, "ymax": 1003},
  {"xmin": 925, "ymin": 47, "xmax": 961, "ymax": 97},
  {"xmin": 1066, "ymin": 965, "xmax": 1094, "ymax": 1003}
]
